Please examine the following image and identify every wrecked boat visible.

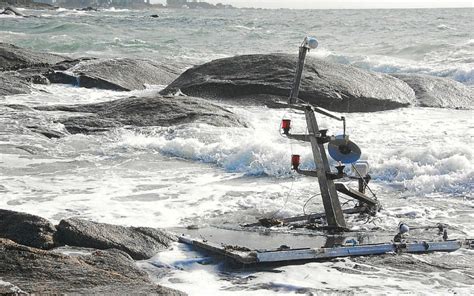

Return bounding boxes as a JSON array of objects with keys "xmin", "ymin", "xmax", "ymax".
[{"xmin": 173, "ymin": 37, "xmax": 473, "ymax": 266}]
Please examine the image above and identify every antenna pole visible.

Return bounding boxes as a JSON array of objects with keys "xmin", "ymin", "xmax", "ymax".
[{"xmin": 289, "ymin": 44, "xmax": 309, "ymax": 104}]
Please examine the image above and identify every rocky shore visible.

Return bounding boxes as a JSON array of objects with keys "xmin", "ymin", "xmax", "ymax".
[
  {"xmin": 2, "ymin": 42, "xmax": 472, "ymax": 113},
  {"xmin": 1, "ymin": 43, "xmax": 473, "ymax": 293},
  {"xmin": 161, "ymin": 54, "xmax": 473, "ymax": 112},
  {"xmin": 1, "ymin": 42, "xmax": 472, "ymax": 141},
  {"xmin": 1, "ymin": 42, "xmax": 245, "ymax": 138},
  {"xmin": 0, "ymin": 209, "xmax": 184, "ymax": 295}
]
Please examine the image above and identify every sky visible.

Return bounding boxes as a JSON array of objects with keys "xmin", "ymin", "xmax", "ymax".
[{"xmin": 155, "ymin": 0, "xmax": 473, "ymax": 9}]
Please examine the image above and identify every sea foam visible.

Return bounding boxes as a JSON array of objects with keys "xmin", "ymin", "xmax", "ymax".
[{"xmin": 115, "ymin": 106, "xmax": 473, "ymax": 197}]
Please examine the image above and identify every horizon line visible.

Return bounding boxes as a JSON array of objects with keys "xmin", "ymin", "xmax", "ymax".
[{"xmin": 232, "ymin": 6, "xmax": 473, "ymax": 10}]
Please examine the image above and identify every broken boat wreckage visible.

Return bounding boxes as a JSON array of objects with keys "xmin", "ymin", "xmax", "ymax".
[{"xmin": 174, "ymin": 37, "xmax": 473, "ymax": 265}]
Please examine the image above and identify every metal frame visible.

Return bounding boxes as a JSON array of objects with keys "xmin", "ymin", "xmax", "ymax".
[
  {"xmin": 303, "ymin": 106, "xmax": 347, "ymax": 229},
  {"xmin": 178, "ymin": 234, "xmax": 472, "ymax": 266},
  {"xmin": 285, "ymin": 39, "xmax": 355, "ymax": 230}
]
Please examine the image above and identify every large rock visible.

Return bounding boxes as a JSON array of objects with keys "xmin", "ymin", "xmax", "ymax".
[
  {"xmin": 0, "ymin": 238, "xmax": 184, "ymax": 295},
  {"xmin": 0, "ymin": 6, "xmax": 23, "ymax": 16},
  {"xmin": 392, "ymin": 73, "xmax": 473, "ymax": 109},
  {"xmin": 0, "ymin": 0, "xmax": 52, "ymax": 9},
  {"xmin": 36, "ymin": 95, "xmax": 246, "ymax": 134},
  {"xmin": 64, "ymin": 58, "xmax": 183, "ymax": 91},
  {"xmin": 55, "ymin": 218, "xmax": 177, "ymax": 260},
  {"xmin": 0, "ymin": 42, "xmax": 88, "ymax": 93},
  {"xmin": 0, "ymin": 280, "xmax": 26, "ymax": 295},
  {"xmin": 0, "ymin": 72, "xmax": 31, "ymax": 96},
  {"xmin": 0, "ymin": 209, "xmax": 56, "ymax": 249},
  {"xmin": 0, "ymin": 43, "xmax": 66, "ymax": 71},
  {"xmin": 0, "ymin": 43, "xmax": 183, "ymax": 93},
  {"xmin": 161, "ymin": 54, "xmax": 417, "ymax": 112}
]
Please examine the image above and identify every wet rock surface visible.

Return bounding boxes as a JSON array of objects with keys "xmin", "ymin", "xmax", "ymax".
[
  {"xmin": 0, "ymin": 238, "xmax": 184, "ymax": 295},
  {"xmin": 0, "ymin": 6, "xmax": 23, "ymax": 16},
  {"xmin": 0, "ymin": 42, "xmax": 66, "ymax": 71},
  {"xmin": 0, "ymin": 209, "xmax": 56, "ymax": 249},
  {"xmin": 354, "ymin": 252, "xmax": 474, "ymax": 277},
  {"xmin": 0, "ymin": 43, "xmax": 183, "ymax": 94},
  {"xmin": 0, "ymin": 1, "xmax": 52, "ymax": 10},
  {"xmin": 0, "ymin": 43, "xmax": 73, "ymax": 96},
  {"xmin": 69, "ymin": 58, "xmax": 183, "ymax": 91},
  {"xmin": 55, "ymin": 218, "xmax": 177, "ymax": 260},
  {"xmin": 0, "ymin": 210, "xmax": 184, "ymax": 294},
  {"xmin": 36, "ymin": 95, "xmax": 245, "ymax": 134},
  {"xmin": 0, "ymin": 72, "xmax": 31, "ymax": 96},
  {"xmin": 392, "ymin": 73, "xmax": 474, "ymax": 109},
  {"xmin": 0, "ymin": 280, "xmax": 26, "ymax": 295},
  {"xmin": 162, "ymin": 54, "xmax": 417, "ymax": 112}
]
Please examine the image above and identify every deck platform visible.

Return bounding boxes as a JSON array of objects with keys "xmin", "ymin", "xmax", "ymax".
[{"xmin": 172, "ymin": 226, "xmax": 472, "ymax": 266}]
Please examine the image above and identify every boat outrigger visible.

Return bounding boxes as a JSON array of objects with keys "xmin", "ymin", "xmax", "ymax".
[{"xmin": 175, "ymin": 37, "xmax": 473, "ymax": 266}]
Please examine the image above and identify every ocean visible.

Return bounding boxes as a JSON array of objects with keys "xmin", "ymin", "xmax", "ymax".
[{"xmin": 1, "ymin": 7, "xmax": 473, "ymax": 295}]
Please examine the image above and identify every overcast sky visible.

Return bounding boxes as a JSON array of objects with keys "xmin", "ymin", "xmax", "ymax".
[{"xmin": 155, "ymin": 0, "xmax": 473, "ymax": 9}]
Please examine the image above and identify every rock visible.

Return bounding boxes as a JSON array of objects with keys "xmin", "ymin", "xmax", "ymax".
[
  {"xmin": 0, "ymin": 0, "xmax": 52, "ymax": 9},
  {"xmin": 12, "ymin": 67, "xmax": 52, "ymax": 85},
  {"xmin": 354, "ymin": 253, "xmax": 472, "ymax": 274},
  {"xmin": 45, "ymin": 69, "xmax": 78, "ymax": 85},
  {"xmin": 392, "ymin": 73, "xmax": 473, "ymax": 109},
  {"xmin": 0, "ymin": 72, "xmax": 31, "ymax": 96},
  {"xmin": 0, "ymin": 239, "xmax": 184, "ymax": 295},
  {"xmin": 51, "ymin": 57, "xmax": 95, "ymax": 71},
  {"xmin": 0, "ymin": 281, "xmax": 27, "ymax": 295},
  {"xmin": 35, "ymin": 95, "xmax": 246, "ymax": 134},
  {"xmin": 55, "ymin": 218, "xmax": 177, "ymax": 260},
  {"xmin": 0, "ymin": 43, "xmax": 182, "ymax": 92},
  {"xmin": 42, "ymin": 59, "xmax": 94, "ymax": 85},
  {"xmin": 0, "ymin": 209, "xmax": 56, "ymax": 249},
  {"xmin": 66, "ymin": 58, "xmax": 183, "ymax": 91},
  {"xmin": 161, "ymin": 54, "xmax": 417, "ymax": 112},
  {"xmin": 1, "ymin": 6, "xmax": 23, "ymax": 16},
  {"xmin": 0, "ymin": 42, "xmax": 66, "ymax": 71},
  {"xmin": 27, "ymin": 125, "xmax": 66, "ymax": 139},
  {"xmin": 0, "ymin": 280, "xmax": 27, "ymax": 295},
  {"xmin": 78, "ymin": 6, "xmax": 97, "ymax": 11},
  {"xmin": 56, "ymin": 116, "xmax": 120, "ymax": 134}
]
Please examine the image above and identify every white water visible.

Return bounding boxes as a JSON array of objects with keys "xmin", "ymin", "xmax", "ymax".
[
  {"xmin": 1, "ymin": 7, "xmax": 473, "ymax": 295},
  {"xmin": 1, "ymin": 84, "xmax": 473, "ymax": 295}
]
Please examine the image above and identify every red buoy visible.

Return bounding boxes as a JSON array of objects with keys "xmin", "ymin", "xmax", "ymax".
[
  {"xmin": 281, "ymin": 119, "xmax": 291, "ymax": 134},
  {"xmin": 291, "ymin": 154, "xmax": 300, "ymax": 170}
]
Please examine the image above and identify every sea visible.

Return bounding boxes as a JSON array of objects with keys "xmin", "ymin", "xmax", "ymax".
[{"xmin": 1, "ymin": 7, "xmax": 473, "ymax": 295}]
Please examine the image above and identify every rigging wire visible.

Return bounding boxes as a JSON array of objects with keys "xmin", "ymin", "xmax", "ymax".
[
  {"xmin": 268, "ymin": 109, "xmax": 299, "ymax": 219},
  {"xmin": 351, "ymin": 163, "xmax": 377, "ymax": 199},
  {"xmin": 271, "ymin": 107, "xmax": 314, "ymax": 219},
  {"xmin": 269, "ymin": 177, "xmax": 295, "ymax": 219},
  {"xmin": 302, "ymin": 193, "xmax": 320, "ymax": 216}
]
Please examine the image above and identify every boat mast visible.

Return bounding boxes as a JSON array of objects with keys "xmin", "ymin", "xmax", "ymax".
[{"xmin": 288, "ymin": 37, "xmax": 347, "ymax": 230}]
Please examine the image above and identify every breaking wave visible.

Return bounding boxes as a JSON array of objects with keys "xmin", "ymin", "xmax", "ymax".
[
  {"xmin": 114, "ymin": 107, "xmax": 473, "ymax": 197},
  {"xmin": 370, "ymin": 145, "xmax": 473, "ymax": 195},
  {"xmin": 316, "ymin": 50, "xmax": 474, "ymax": 85}
]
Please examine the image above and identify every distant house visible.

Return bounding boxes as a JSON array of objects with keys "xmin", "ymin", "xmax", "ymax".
[
  {"xmin": 166, "ymin": 0, "xmax": 187, "ymax": 8},
  {"xmin": 166, "ymin": 0, "xmax": 233, "ymax": 9},
  {"xmin": 48, "ymin": 0, "xmax": 150, "ymax": 8}
]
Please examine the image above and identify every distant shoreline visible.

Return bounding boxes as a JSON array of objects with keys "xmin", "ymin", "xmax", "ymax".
[{"xmin": 1, "ymin": 0, "xmax": 472, "ymax": 11}]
